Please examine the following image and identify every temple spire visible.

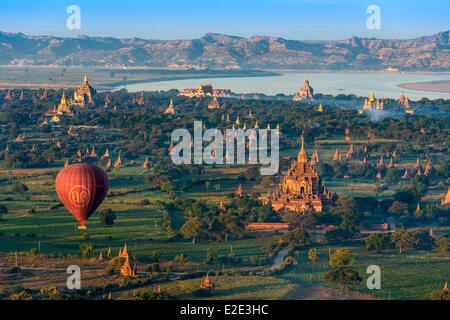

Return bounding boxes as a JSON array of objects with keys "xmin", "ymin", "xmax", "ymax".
[{"xmin": 297, "ymin": 135, "xmax": 308, "ymax": 163}]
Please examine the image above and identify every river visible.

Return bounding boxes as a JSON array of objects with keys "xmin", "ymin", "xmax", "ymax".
[{"xmin": 119, "ymin": 71, "xmax": 450, "ymax": 100}]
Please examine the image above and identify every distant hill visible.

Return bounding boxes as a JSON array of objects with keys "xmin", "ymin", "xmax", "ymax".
[{"xmin": 0, "ymin": 31, "xmax": 449, "ymax": 71}]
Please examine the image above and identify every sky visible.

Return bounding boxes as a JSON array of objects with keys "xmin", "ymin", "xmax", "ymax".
[{"xmin": 0, "ymin": 0, "xmax": 448, "ymax": 40}]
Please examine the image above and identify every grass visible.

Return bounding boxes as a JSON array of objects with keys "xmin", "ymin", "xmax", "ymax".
[
  {"xmin": 119, "ymin": 275, "xmax": 295, "ymax": 300},
  {"xmin": 278, "ymin": 245, "xmax": 450, "ymax": 300},
  {"xmin": 0, "ymin": 127, "xmax": 448, "ymax": 300}
]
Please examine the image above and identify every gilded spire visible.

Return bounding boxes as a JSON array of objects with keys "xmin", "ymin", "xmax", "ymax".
[
  {"xmin": 369, "ymin": 90, "xmax": 375, "ymax": 102},
  {"xmin": 297, "ymin": 135, "xmax": 308, "ymax": 163}
]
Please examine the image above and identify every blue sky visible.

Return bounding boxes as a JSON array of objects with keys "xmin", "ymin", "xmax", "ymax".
[{"xmin": 0, "ymin": 0, "xmax": 448, "ymax": 40}]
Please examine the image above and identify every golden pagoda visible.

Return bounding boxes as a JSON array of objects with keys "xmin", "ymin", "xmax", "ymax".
[
  {"xmin": 293, "ymin": 77, "xmax": 314, "ymax": 101},
  {"xmin": 98, "ymin": 249, "xmax": 104, "ymax": 262},
  {"xmin": 164, "ymin": 99, "xmax": 175, "ymax": 114},
  {"xmin": 15, "ymin": 134, "xmax": 25, "ymax": 143},
  {"xmin": 200, "ymin": 273, "xmax": 214, "ymax": 291},
  {"xmin": 378, "ymin": 155, "xmax": 385, "ymax": 169},
  {"xmin": 207, "ymin": 95, "xmax": 222, "ymax": 109},
  {"xmin": 90, "ymin": 146, "xmax": 98, "ymax": 158},
  {"xmin": 102, "ymin": 148, "xmax": 110, "ymax": 159},
  {"xmin": 135, "ymin": 92, "xmax": 145, "ymax": 105},
  {"xmin": 415, "ymin": 202, "xmax": 421, "ymax": 216},
  {"xmin": 425, "ymin": 158, "xmax": 433, "ymax": 172},
  {"xmin": 143, "ymin": 157, "xmax": 150, "ymax": 169},
  {"xmin": 416, "ymin": 166, "xmax": 423, "ymax": 176},
  {"xmin": 104, "ymin": 93, "xmax": 111, "ymax": 107},
  {"xmin": 106, "ymin": 158, "xmax": 112, "ymax": 169},
  {"xmin": 48, "ymin": 92, "xmax": 74, "ymax": 118},
  {"xmin": 346, "ymin": 144, "xmax": 354, "ymax": 159},
  {"xmin": 260, "ymin": 136, "xmax": 330, "ymax": 213},
  {"xmin": 5, "ymin": 89, "xmax": 13, "ymax": 101},
  {"xmin": 413, "ymin": 158, "xmax": 421, "ymax": 171},
  {"xmin": 317, "ymin": 103, "xmax": 323, "ymax": 112},
  {"xmin": 120, "ymin": 255, "xmax": 137, "ymax": 277},
  {"xmin": 119, "ymin": 244, "xmax": 137, "ymax": 277},
  {"xmin": 235, "ymin": 184, "xmax": 244, "ymax": 198},
  {"xmin": 361, "ymin": 90, "xmax": 384, "ymax": 111},
  {"xmin": 217, "ymin": 199, "xmax": 226, "ymax": 215},
  {"xmin": 376, "ymin": 169, "xmax": 383, "ymax": 180},
  {"xmin": 399, "ymin": 92, "xmax": 414, "ymax": 114},
  {"xmin": 441, "ymin": 187, "xmax": 450, "ymax": 207},
  {"xmin": 120, "ymin": 243, "xmax": 129, "ymax": 258},
  {"xmin": 70, "ymin": 74, "xmax": 95, "ymax": 107},
  {"xmin": 40, "ymin": 88, "xmax": 48, "ymax": 101},
  {"xmin": 333, "ymin": 149, "xmax": 342, "ymax": 162},
  {"xmin": 114, "ymin": 153, "xmax": 122, "ymax": 168}
]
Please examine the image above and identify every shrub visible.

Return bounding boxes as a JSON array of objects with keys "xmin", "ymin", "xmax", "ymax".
[
  {"xmin": 99, "ymin": 208, "xmax": 116, "ymax": 226},
  {"xmin": 80, "ymin": 243, "xmax": 94, "ymax": 258},
  {"xmin": 10, "ymin": 182, "xmax": 29, "ymax": 193},
  {"xmin": 174, "ymin": 253, "xmax": 188, "ymax": 264},
  {"xmin": 28, "ymin": 248, "xmax": 39, "ymax": 256},
  {"xmin": 365, "ymin": 233, "xmax": 387, "ymax": 252},
  {"xmin": 0, "ymin": 205, "xmax": 8, "ymax": 214}
]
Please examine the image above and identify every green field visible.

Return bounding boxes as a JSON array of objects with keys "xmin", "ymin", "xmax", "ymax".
[{"xmin": 279, "ymin": 245, "xmax": 449, "ymax": 300}]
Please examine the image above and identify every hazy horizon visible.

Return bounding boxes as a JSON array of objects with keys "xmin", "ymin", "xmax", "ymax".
[
  {"xmin": 1, "ymin": 28, "xmax": 449, "ymax": 42},
  {"xmin": 0, "ymin": 0, "xmax": 449, "ymax": 41}
]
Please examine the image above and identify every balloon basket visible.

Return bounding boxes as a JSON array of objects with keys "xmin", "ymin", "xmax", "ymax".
[{"xmin": 78, "ymin": 224, "xmax": 87, "ymax": 230}]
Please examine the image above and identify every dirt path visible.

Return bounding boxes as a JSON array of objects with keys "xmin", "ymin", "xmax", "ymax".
[
  {"xmin": 282, "ymin": 284, "xmax": 375, "ymax": 300},
  {"xmin": 270, "ymin": 246, "xmax": 290, "ymax": 270}
]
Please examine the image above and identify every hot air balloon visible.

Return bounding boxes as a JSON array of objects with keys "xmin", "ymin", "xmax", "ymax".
[{"xmin": 55, "ymin": 163, "xmax": 109, "ymax": 229}]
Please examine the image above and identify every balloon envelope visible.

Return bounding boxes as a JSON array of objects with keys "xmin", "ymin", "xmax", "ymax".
[{"xmin": 55, "ymin": 163, "xmax": 109, "ymax": 224}]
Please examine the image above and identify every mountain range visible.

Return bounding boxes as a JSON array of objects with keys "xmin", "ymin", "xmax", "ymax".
[{"xmin": 0, "ymin": 30, "xmax": 449, "ymax": 71}]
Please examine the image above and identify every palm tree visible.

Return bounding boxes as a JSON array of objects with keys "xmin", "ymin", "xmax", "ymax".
[{"xmin": 308, "ymin": 248, "xmax": 318, "ymax": 283}]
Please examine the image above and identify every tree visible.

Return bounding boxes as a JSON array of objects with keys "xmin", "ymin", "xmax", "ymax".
[
  {"xmin": 282, "ymin": 228, "xmax": 311, "ymax": 249},
  {"xmin": 365, "ymin": 233, "xmax": 387, "ymax": 252},
  {"xmin": 411, "ymin": 229, "xmax": 434, "ymax": 251},
  {"xmin": 99, "ymin": 208, "xmax": 116, "ymax": 226},
  {"xmin": 0, "ymin": 204, "xmax": 7, "ymax": 220},
  {"xmin": 325, "ymin": 229, "xmax": 351, "ymax": 243},
  {"xmin": 0, "ymin": 205, "xmax": 8, "ymax": 214},
  {"xmin": 10, "ymin": 182, "xmax": 28, "ymax": 193},
  {"xmin": 308, "ymin": 248, "xmax": 318, "ymax": 283},
  {"xmin": 434, "ymin": 236, "xmax": 449, "ymax": 254},
  {"xmin": 388, "ymin": 201, "xmax": 410, "ymax": 216},
  {"xmin": 174, "ymin": 253, "xmax": 189, "ymax": 264},
  {"xmin": 334, "ymin": 195, "xmax": 359, "ymax": 235},
  {"xmin": 339, "ymin": 209, "xmax": 359, "ymax": 235},
  {"xmin": 329, "ymin": 248, "xmax": 354, "ymax": 267},
  {"xmin": 325, "ymin": 249, "xmax": 362, "ymax": 294},
  {"xmin": 391, "ymin": 229, "xmax": 413, "ymax": 253},
  {"xmin": 180, "ymin": 217, "xmax": 202, "ymax": 243},
  {"xmin": 394, "ymin": 190, "xmax": 416, "ymax": 203},
  {"xmin": 80, "ymin": 243, "xmax": 95, "ymax": 258},
  {"xmin": 205, "ymin": 248, "xmax": 217, "ymax": 264}
]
